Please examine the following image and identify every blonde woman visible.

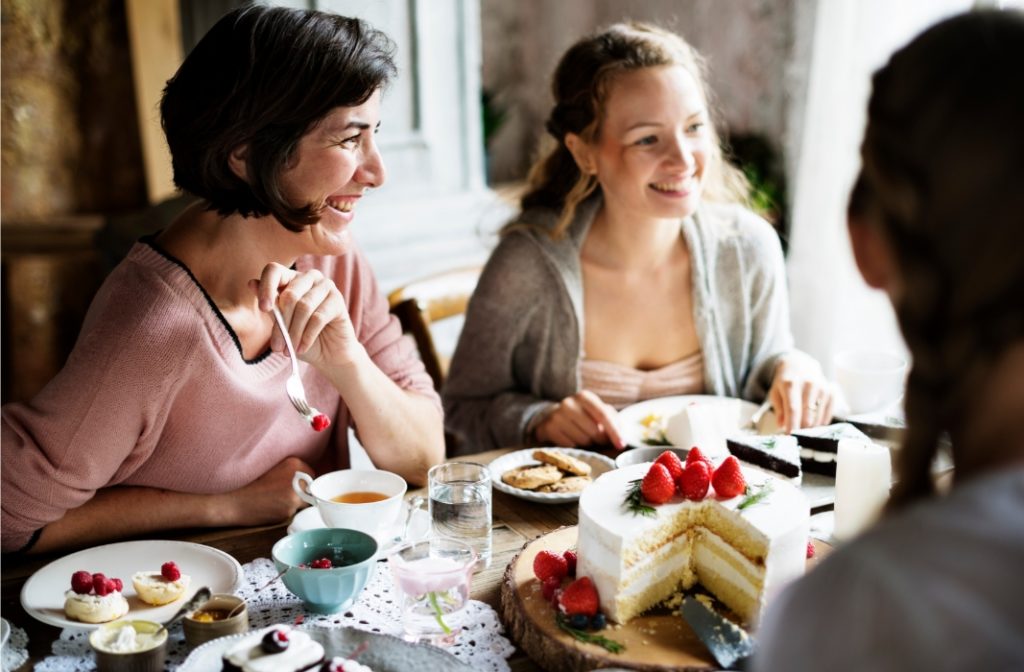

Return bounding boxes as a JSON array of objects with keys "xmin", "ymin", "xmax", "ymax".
[{"xmin": 444, "ymin": 23, "xmax": 831, "ymax": 453}]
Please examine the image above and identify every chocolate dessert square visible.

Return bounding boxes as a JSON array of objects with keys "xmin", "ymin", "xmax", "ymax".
[
  {"xmin": 792, "ymin": 423, "xmax": 871, "ymax": 476},
  {"xmin": 726, "ymin": 435, "xmax": 801, "ymax": 478}
]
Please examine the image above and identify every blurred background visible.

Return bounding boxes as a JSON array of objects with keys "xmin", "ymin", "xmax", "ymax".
[{"xmin": 2, "ymin": 0, "xmax": 1019, "ymax": 404}]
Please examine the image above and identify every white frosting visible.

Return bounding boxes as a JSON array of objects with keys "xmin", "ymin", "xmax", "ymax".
[
  {"xmin": 576, "ymin": 462, "xmax": 809, "ymax": 623},
  {"xmin": 63, "ymin": 590, "xmax": 129, "ymax": 624},
  {"xmin": 223, "ymin": 626, "xmax": 324, "ymax": 672},
  {"xmin": 322, "ymin": 657, "xmax": 375, "ymax": 672},
  {"xmin": 664, "ymin": 399, "xmax": 741, "ymax": 457},
  {"xmin": 800, "ymin": 448, "xmax": 838, "ymax": 464},
  {"xmin": 91, "ymin": 623, "xmax": 164, "ymax": 653}
]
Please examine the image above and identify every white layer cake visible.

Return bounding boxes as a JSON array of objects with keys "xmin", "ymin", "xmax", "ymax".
[{"xmin": 576, "ymin": 462, "xmax": 808, "ymax": 625}]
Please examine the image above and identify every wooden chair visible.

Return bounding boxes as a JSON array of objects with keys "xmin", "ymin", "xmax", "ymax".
[{"xmin": 387, "ymin": 265, "xmax": 482, "ymax": 393}]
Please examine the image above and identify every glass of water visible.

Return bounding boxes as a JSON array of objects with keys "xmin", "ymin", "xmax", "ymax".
[
  {"xmin": 388, "ymin": 538, "xmax": 476, "ymax": 646},
  {"xmin": 428, "ymin": 462, "xmax": 492, "ymax": 570}
]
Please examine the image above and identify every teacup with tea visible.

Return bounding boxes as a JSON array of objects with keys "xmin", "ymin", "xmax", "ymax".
[{"xmin": 292, "ymin": 469, "xmax": 407, "ymax": 542}]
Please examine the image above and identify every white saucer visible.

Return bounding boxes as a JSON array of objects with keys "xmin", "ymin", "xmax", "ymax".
[{"xmin": 287, "ymin": 505, "xmax": 431, "ymax": 553}]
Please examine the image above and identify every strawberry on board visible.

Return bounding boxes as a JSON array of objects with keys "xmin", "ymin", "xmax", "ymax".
[
  {"xmin": 558, "ymin": 576, "xmax": 599, "ymax": 617},
  {"xmin": 533, "ymin": 549, "xmax": 569, "ymax": 583}
]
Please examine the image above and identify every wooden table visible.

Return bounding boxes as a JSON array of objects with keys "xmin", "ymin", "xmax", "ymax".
[{"xmin": 0, "ymin": 448, "xmax": 565, "ymax": 671}]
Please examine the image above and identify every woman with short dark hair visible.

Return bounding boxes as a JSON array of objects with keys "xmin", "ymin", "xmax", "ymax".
[{"xmin": 1, "ymin": 5, "xmax": 444, "ymax": 555}]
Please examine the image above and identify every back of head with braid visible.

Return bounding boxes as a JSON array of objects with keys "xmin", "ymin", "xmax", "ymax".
[
  {"xmin": 851, "ymin": 9, "xmax": 1024, "ymax": 510},
  {"xmin": 512, "ymin": 22, "xmax": 750, "ymax": 239}
]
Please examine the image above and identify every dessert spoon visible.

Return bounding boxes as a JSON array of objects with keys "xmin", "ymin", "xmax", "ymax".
[{"xmin": 157, "ymin": 587, "xmax": 211, "ymax": 636}]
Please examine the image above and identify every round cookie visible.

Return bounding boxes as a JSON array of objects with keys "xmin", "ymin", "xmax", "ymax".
[{"xmin": 501, "ymin": 463, "xmax": 563, "ymax": 490}]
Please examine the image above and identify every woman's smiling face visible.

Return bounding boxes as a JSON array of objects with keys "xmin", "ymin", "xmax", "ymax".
[
  {"xmin": 278, "ymin": 89, "xmax": 386, "ymax": 255},
  {"xmin": 588, "ymin": 65, "xmax": 711, "ymax": 221}
]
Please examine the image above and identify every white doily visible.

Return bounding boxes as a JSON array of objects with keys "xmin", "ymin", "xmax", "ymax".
[
  {"xmin": 34, "ymin": 558, "xmax": 514, "ymax": 671},
  {"xmin": 2, "ymin": 622, "xmax": 29, "ymax": 671}
]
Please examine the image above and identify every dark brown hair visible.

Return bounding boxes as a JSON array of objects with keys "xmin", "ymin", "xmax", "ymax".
[
  {"xmin": 851, "ymin": 9, "xmax": 1024, "ymax": 509},
  {"xmin": 514, "ymin": 22, "xmax": 748, "ymax": 238},
  {"xmin": 160, "ymin": 5, "xmax": 396, "ymax": 231}
]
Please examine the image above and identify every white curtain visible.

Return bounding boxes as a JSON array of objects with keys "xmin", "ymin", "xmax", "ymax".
[{"xmin": 786, "ymin": 0, "xmax": 977, "ymax": 377}]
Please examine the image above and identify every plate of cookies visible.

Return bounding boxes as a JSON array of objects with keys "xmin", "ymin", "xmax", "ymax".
[{"xmin": 490, "ymin": 448, "xmax": 616, "ymax": 504}]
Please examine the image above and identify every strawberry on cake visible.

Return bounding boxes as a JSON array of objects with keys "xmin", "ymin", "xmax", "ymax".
[
  {"xmin": 64, "ymin": 571, "xmax": 129, "ymax": 624},
  {"xmin": 576, "ymin": 450, "xmax": 809, "ymax": 625}
]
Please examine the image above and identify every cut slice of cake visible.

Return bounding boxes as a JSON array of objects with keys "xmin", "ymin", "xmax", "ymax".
[
  {"xmin": 726, "ymin": 434, "xmax": 801, "ymax": 479},
  {"xmin": 576, "ymin": 462, "xmax": 809, "ymax": 626},
  {"xmin": 792, "ymin": 422, "xmax": 871, "ymax": 476},
  {"xmin": 665, "ymin": 399, "xmax": 742, "ymax": 458}
]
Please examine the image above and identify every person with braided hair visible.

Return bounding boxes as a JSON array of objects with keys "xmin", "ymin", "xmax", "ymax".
[
  {"xmin": 443, "ymin": 22, "xmax": 832, "ymax": 453},
  {"xmin": 755, "ymin": 10, "xmax": 1024, "ymax": 671}
]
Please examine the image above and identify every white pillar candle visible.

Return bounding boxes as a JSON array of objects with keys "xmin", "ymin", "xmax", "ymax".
[{"xmin": 833, "ymin": 439, "xmax": 892, "ymax": 540}]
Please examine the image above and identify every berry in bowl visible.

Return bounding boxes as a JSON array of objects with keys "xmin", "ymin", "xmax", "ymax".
[{"xmin": 271, "ymin": 529, "xmax": 378, "ymax": 613}]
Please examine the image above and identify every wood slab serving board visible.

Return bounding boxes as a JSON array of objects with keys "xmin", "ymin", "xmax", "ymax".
[{"xmin": 499, "ymin": 526, "xmax": 831, "ymax": 672}]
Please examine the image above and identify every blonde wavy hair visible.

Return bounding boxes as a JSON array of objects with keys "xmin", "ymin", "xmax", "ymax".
[{"xmin": 510, "ymin": 22, "xmax": 749, "ymax": 239}]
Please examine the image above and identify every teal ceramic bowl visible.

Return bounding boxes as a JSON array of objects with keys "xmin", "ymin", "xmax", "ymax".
[{"xmin": 271, "ymin": 528, "xmax": 378, "ymax": 613}]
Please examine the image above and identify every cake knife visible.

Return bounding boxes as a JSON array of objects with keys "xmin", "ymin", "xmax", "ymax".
[{"xmin": 680, "ymin": 596, "xmax": 755, "ymax": 670}]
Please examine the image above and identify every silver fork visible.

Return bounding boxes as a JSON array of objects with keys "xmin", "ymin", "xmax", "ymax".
[{"xmin": 272, "ymin": 306, "xmax": 314, "ymax": 418}]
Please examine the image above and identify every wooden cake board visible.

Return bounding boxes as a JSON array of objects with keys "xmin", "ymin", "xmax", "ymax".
[{"xmin": 500, "ymin": 526, "xmax": 831, "ymax": 672}]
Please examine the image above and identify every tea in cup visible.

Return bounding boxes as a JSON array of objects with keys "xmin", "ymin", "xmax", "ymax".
[{"xmin": 292, "ymin": 469, "xmax": 407, "ymax": 542}]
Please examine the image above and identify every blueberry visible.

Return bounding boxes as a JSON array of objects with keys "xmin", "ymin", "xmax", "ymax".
[
  {"xmin": 590, "ymin": 613, "xmax": 607, "ymax": 630},
  {"xmin": 569, "ymin": 614, "xmax": 589, "ymax": 629}
]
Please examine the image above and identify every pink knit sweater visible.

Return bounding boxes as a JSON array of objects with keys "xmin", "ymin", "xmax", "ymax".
[{"xmin": 1, "ymin": 239, "xmax": 437, "ymax": 552}]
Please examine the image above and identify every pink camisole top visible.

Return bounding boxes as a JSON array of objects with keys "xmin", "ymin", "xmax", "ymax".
[{"xmin": 579, "ymin": 350, "xmax": 705, "ymax": 410}]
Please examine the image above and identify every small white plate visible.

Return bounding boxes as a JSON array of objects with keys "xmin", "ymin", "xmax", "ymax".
[
  {"xmin": 617, "ymin": 395, "xmax": 764, "ymax": 447},
  {"xmin": 490, "ymin": 448, "xmax": 616, "ymax": 504},
  {"xmin": 0, "ymin": 617, "xmax": 10, "ymax": 649},
  {"xmin": 287, "ymin": 505, "xmax": 431, "ymax": 553},
  {"xmin": 20, "ymin": 540, "xmax": 243, "ymax": 631}
]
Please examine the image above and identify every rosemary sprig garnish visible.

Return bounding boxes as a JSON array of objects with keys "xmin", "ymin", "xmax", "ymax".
[
  {"xmin": 762, "ymin": 438, "xmax": 777, "ymax": 450},
  {"xmin": 622, "ymin": 478, "xmax": 657, "ymax": 517},
  {"xmin": 737, "ymin": 482, "xmax": 774, "ymax": 510},
  {"xmin": 555, "ymin": 613, "xmax": 625, "ymax": 653}
]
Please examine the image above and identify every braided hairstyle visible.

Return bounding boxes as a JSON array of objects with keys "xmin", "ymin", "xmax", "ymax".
[
  {"xmin": 513, "ymin": 22, "xmax": 749, "ymax": 239},
  {"xmin": 851, "ymin": 9, "xmax": 1024, "ymax": 509}
]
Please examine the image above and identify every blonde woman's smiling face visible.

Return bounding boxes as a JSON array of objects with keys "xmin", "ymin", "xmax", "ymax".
[{"xmin": 589, "ymin": 65, "xmax": 710, "ymax": 222}]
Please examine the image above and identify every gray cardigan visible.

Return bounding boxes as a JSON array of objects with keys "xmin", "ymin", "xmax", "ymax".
[{"xmin": 442, "ymin": 195, "xmax": 799, "ymax": 453}]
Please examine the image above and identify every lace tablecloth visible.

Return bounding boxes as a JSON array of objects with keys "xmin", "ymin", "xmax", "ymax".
[
  {"xmin": 25, "ymin": 558, "xmax": 514, "ymax": 671},
  {"xmin": 2, "ymin": 621, "xmax": 29, "ymax": 672}
]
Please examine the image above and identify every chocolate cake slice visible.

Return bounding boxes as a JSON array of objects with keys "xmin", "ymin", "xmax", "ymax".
[
  {"xmin": 726, "ymin": 434, "xmax": 801, "ymax": 478},
  {"xmin": 791, "ymin": 422, "xmax": 871, "ymax": 476}
]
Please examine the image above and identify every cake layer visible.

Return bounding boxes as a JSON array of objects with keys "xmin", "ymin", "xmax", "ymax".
[{"xmin": 576, "ymin": 461, "xmax": 808, "ymax": 625}]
